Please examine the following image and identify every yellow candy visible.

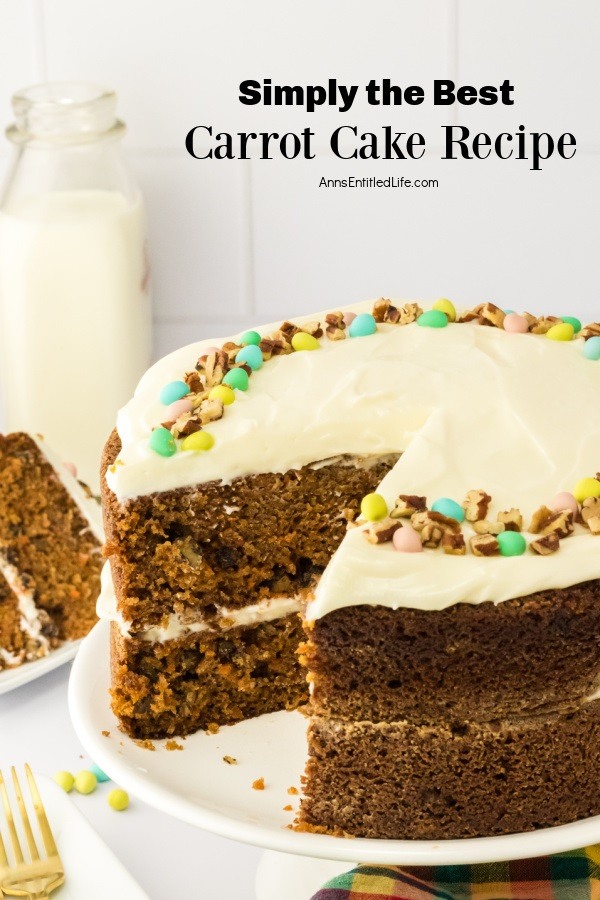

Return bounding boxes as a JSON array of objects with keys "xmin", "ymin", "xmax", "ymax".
[
  {"xmin": 573, "ymin": 477, "xmax": 600, "ymax": 503},
  {"xmin": 433, "ymin": 298, "xmax": 456, "ymax": 322},
  {"xmin": 53, "ymin": 771, "xmax": 74, "ymax": 793},
  {"xmin": 108, "ymin": 788, "xmax": 129, "ymax": 811},
  {"xmin": 181, "ymin": 431, "xmax": 215, "ymax": 452},
  {"xmin": 291, "ymin": 332, "xmax": 320, "ymax": 352},
  {"xmin": 546, "ymin": 322, "xmax": 574, "ymax": 342},
  {"xmin": 74, "ymin": 770, "xmax": 97, "ymax": 795},
  {"xmin": 360, "ymin": 493, "xmax": 388, "ymax": 522},
  {"xmin": 208, "ymin": 385, "xmax": 235, "ymax": 405}
]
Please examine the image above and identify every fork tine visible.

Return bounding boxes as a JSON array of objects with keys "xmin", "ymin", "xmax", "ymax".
[
  {"xmin": 0, "ymin": 811, "xmax": 9, "ymax": 867},
  {"xmin": 12, "ymin": 768, "xmax": 39, "ymax": 862},
  {"xmin": 25, "ymin": 764, "xmax": 58, "ymax": 858},
  {"xmin": 0, "ymin": 768, "xmax": 24, "ymax": 864}
]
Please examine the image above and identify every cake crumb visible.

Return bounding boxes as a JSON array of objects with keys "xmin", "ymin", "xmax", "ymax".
[
  {"xmin": 223, "ymin": 755, "xmax": 237, "ymax": 765},
  {"xmin": 252, "ymin": 777, "xmax": 265, "ymax": 791},
  {"xmin": 207, "ymin": 722, "xmax": 220, "ymax": 735},
  {"xmin": 101, "ymin": 730, "xmax": 110, "ymax": 737},
  {"xmin": 283, "ymin": 804, "xmax": 293, "ymax": 811},
  {"xmin": 287, "ymin": 786, "xmax": 299, "ymax": 795},
  {"xmin": 166, "ymin": 740, "xmax": 183, "ymax": 751},
  {"xmin": 134, "ymin": 739, "xmax": 156, "ymax": 751}
]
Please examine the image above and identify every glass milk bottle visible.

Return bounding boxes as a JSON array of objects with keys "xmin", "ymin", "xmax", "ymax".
[{"xmin": 0, "ymin": 83, "xmax": 151, "ymax": 490}]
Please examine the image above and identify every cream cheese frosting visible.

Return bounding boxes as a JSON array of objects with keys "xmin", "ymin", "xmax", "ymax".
[{"xmin": 106, "ymin": 301, "xmax": 600, "ymax": 616}]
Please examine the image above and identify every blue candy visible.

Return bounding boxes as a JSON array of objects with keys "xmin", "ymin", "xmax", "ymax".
[
  {"xmin": 236, "ymin": 344, "xmax": 263, "ymax": 370},
  {"xmin": 160, "ymin": 380, "xmax": 190, "ymax": 405},
  {"xmin": 431, "ymin": 497, "xmax": 465, "ymax": 523},
  {"xmin": 89, "ymin": 763, "xmax": 110, "ymax": 783},
  {"xmin": 348, "ymin": 313, "xmax": 377, "ymax": 338},
  {"xmin": 583, "ymin": 336, "xmax": 600, "ymax": 360}
]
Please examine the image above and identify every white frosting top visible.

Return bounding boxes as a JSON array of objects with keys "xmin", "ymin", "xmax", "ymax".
[{"xmin": 105, "ymin": 301, "xmax": 600, "ymax": 616}]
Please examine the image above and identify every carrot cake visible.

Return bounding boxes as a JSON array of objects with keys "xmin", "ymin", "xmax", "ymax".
[{"xmin": 100, "ymin": 300, "xmax": 600, "ymax": 838}]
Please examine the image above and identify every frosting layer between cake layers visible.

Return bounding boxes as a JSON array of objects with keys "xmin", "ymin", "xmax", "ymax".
[{"xmin": 106, "ymin": 301, "xmax": 600, "ymax": 614}]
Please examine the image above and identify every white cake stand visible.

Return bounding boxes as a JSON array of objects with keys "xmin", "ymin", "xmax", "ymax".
[{"xmin": 69, "ymin": 622, "xmax": 600, "ymax": 900}]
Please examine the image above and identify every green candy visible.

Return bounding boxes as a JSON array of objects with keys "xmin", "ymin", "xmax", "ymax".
[
  {"xmin": 561, "ymin": 316, "xmax": 582, "ymax": 334},
  {"xmin": 497, "ymin": 531, "xmax": 526, "ymax": 557},
  {"xmin": 240, "ymin": 330, "xmax": 261, "ymax": 346},
  {"xmin": 223, "ymin": 367, "xmax": 250, "ymax": 391},
  {"xmin": 89, "ymin": 763, "xmax": 110, "ymax": 783},
  {"xmin": 360, "ymin": 493, "xmax": 388, "ymax": 522},
  {"xmin": 417, "ymin": 310, "xmax": 448, "ymax": 329},
  {"xmin": 149, "ymin": 427, "xmax": 177, "ymax": 457}
]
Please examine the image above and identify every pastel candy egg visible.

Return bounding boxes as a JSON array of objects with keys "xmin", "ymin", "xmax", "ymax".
[
  {"xmin": 416, "ymin": 310, "xmax": 448, "ymax": 329},
  {"xmin": 561, "ymin": 316, "xmax": 582, "ymax": 334},
  {"xmin": 360, "ymin": 493, "xmax": 388, "ymax": 521},
  {"xmin": 393, "ymin": 524, "xmax": 423, "ymax": 553},
  {"xmin": 53, "ymin": 771, "xmax": 74, "ymax": 792},
  {"xmin": 209, "ymin": 384, "xmax": 235, "ymax": 405},
  {"xmin": 546, "ymin": 322, "xmax": 574, "ymax": 341},
  {"xmin": 164, "ymin": 397, "xmax": 194, "ymax": 421},
  {"xmin": 573, "ymin": 477, "xmax": 600, "ymax": 503},
  {"xmin": 431, "ymin": 497, "xmax": 465, "ymax": 523},
  {"xmin": 62, "ymin": 461, "xmax": 77, "ymax": 478},
  {"xmin": 160, "ymin": 380, "xmax": 190, "ymax": 405},
  {"xmin": 433, "ymin": 298, "xmax": 456, "ymax": 322},
  {"xmin": 549, "ymin": 491, "xmax": 579, "ymax": 516},
  {"xmin": 291, "ymin": 332, "xmax": 320, "ymax": 351},
  {"xmin": 149, "ymin": 427, "xmax": 177, "ymax": 457},
  {"xmin": 223, "ymin": 368, "xmax": 249, "ymax": 391},
  {"xmin": 240, "ymin": 330, "xmax": 261, "ymax": 346},
  {"xmin": 503, "ymin": 313, "xmax": 529, "ymax": 334},
  {"xmin": 583, "ymin": 336, "xmax": 600, "ymax": 360},
  {"xmin": 349, "ymin": 313, "xmax": 377, "ymax": 337},
  {"xmin": 74, "ymin": 770, "xmax": 97, "ymax": 795},
  {"xmin": 343, "ymin": 311, "xmax": 356, "ymax": 327},
  {"xmin": 236, "ymin": 344, "xmax": 263, "ymax": 370},
  {"xmin": 181, "ymin": 431, "xmax": 215, "ymax": 452},
  {"xmin": 497, "ymin": 531, "xmax": 526, "ymax": 557},
  {"xmin": 108, "ymin": 789, "xmax": 130, "ymax": 811},
  {"xmin": 89, "ymin": 763, "xmax": 110, "ymax": 783}
]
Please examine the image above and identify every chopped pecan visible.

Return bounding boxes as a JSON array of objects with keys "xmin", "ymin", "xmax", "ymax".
[
  {"xmin": 390, "ymin": 494, "xmax": 427, "ymax": 518},
  {"xmin": 372, "ymin": 298, "xmax": 392, "ymax": 322},
  {"xmin": 364, "ymin": 517, "xmax": 401, "ymax": 544},
  {"xmin": 476, "ymin": 302, "xmax": 506, "ymax": 328},
  {"xmin": 221, "ymin": 341, "xmax": 241, "ymax": 361},
  {"xmin": 427, "ymin": 510, "xmax": 461, "ymax": 532},
  {"xmin": 259, "ymin": 338, "xmax": 275, "ymax": 360},
  {"xmin": 582, "ymin": 497, "xmax": 600, "ymax": 526},
  {"xmin": 463, "ymin": 489, "xmax": 492, "ymax": 522},
  {"xmin": 530, "ymin": 533, "xmax": 560, "ymax": 555},
  {"xmin": 442, "ymin": 531, "xmax": 466, "ymax": 555},
  {"xmin": 458, "ymin": 310, "xmax": 486, "ymax": 325},
  {"xmin": 497, "ymin": 508, "xmax": 523, "ymax": 532},
  {"xmin": 177, "ymin": 414, "xmax": 203, "ymax": 437},
  {"xmin": 421, "ymin": 523, "xmax": 445, "ymax": 548},
  {"xmin": 325, "ymin": 312, "xmax": 345, "ymax": 329},
  {"xmin": 326, "ymin": 325, "xmax": 346, "ymax": 341},
  {"xmin": 398, "ymin": 302, "xmax": 422, "ymax": 325},
  {"xmin": 470, "ymin": 534, "xmax": 500, "ymax": 556},
  {"xmin": 204, "ymin": 350, "xmax": 230, "ymax": 387},
  {"xmin": 530, "ymin": 315, "xmax": 561, "ymax": 335},
  {"xmin": 473, "ymin": 519, "xmax": 505, "ymax": 536},
  {"xmin": 185, "ymin": 371, "xmax": 204, "ymax": 393},
  {"xmin": 541, "ymin": 509, "xmax": 574, "ymax": 539},
  {"xmin": 522, "ymin": 311, "xmax": 539, "ymax": 331},
  {"xmin": 587, "ymin": 516, "xmax": 600, "ymax": 535},
  {"xmin": 339, "ymin": 507, "xmax": 357, "ymax": 523},
  {"xmin": 270, "ymin": 332, "xmax": 293, "ymax": 353},
  {"xmin": 410, "ymin": 511, "xmax": 430, "ymax": 533},
  {"xmin": 411, "ymin": 510, "xmax": 459, "ymax": 536},
  {"xmin": 299, "ymin": 321, "xmax": 323, "ymax": 338},
  {"xmin": 197, "ymin": 397, "xmax": 224, "ymax": 425},
  {"xmin": 279, "ymin": 320, "xmax": 299, "ymax": 338},
  {"xmin": 581, "ymin": 322, "xmax": 600, "ymax": 340},
  {"xmin": 528, "ymin": 505, "xmax": 554, "ymax": 534}
]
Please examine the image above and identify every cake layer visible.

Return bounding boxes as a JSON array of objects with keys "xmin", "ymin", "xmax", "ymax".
[
  {"xmin": 102, "ymin": 430, "xmax": 396, "ymax": 630},
  {"xmin": 110, "ymin": 615, "xmax": 308, "ymax": 738},
  {"xmin": 299, "ymin": 703, "xmax": 600, "ymax": 839},
  {"xmin": 0, "ymin": 433, "xmax": 102, "ymax": 642},
  {"xmin": 304, "ymin": 581, "xmax": 600, "ymax": 724},
  {"xmin": 0, "ymin": 573, "xmax": 51, "ymax": 668}
]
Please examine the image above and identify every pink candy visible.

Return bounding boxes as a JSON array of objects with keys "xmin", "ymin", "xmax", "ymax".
[
  {"xmin": 503, "ymin": 313, "xmax": 529, "ymax": 334},
  {"xmin": 62, "ymin": 461, "xmax": 77, "ymax": 477},
  {"xmin": 164, "ymin": 397, "xmax": 194, "ymax": 420},
  {"xmin": 392, "ymin": 524, "xmax": 423, "ymax": 553},
  {"xmin": 343, "ymin": 312, "xmax": 356, "ymax": 328},
  {"xmin": 549, "ymin": 491, "xmax": 580, "ymax": 517}
]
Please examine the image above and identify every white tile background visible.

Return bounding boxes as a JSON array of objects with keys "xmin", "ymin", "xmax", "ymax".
[{"xmin": 0, "ymin": 0, "xmax": 598, "ymax": 363}]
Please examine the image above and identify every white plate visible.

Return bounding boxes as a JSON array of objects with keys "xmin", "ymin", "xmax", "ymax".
[
  {"xmin": 2, "ymin": 772, "xmax": 149, "ymax": 899},
  {"xmin": 69, "ymin": 620, "xmax": 600, "ymax": 866},
  {"xmin": 0, "ymin": 641, "xmax": 81, "ymax": 696}
]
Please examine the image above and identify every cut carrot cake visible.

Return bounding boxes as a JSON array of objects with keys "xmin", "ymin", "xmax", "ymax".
[
  {"xmin": 0, "ymin": 432, "xmax": 103, "ymax": 668},
  {"xmin": 100, "ymin": 300, "xmax": 600, "ymax": 838}
]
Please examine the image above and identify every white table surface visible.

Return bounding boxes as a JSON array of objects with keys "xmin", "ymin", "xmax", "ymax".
[{"xmin": 0, "ymin": 661, "xmax": 262, "ymax": 900}]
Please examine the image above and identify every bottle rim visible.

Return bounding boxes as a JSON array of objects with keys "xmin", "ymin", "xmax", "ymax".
[{"xmin": 6, "ymin": 82, "xmax": 125, "ymax": 145}]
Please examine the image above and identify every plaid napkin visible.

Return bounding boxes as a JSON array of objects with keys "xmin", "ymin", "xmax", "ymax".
[{"xmin": 310, "ymin": 845, "xmax": 600, "ymax": 900}]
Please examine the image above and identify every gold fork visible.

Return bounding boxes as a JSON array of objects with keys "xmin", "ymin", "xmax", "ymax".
[{"xmin": 0, "ymin": 765, "xmax": 65, "ymax": 899}]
